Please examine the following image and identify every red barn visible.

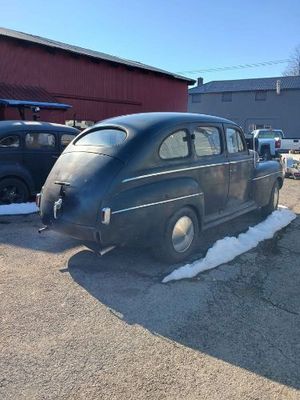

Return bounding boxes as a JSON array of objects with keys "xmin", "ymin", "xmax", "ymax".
[{"xmin": 0, "ymin": 27, "xmax": 194, "ymax": 126}]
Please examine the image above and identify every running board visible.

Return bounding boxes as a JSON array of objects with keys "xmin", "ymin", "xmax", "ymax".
[{"xmin": 203, "ymin": 204, "xmax": 257, "ymax": 230}]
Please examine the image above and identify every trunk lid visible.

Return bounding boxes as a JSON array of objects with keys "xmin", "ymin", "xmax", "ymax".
[{"xmin": 40, "ymin": 151, "xmax": 123, "ymax": 226}]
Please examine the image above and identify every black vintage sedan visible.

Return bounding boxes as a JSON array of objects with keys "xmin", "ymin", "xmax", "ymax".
[
  {"xmin": 39, "ymin": 113, "xmax": 283, "ymax": 262},
  {"xmin": 0, "ymin": 121, "xmax": 79, "ymax": 204}
]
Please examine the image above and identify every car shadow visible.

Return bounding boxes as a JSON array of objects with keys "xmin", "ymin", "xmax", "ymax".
[
  {"xmin": 0, "ymin": 213, "xmax": 80, "ymax": 253},
  {"xmin": 67, "ymin": 210, "xmax": 300, "ymax": 390}
]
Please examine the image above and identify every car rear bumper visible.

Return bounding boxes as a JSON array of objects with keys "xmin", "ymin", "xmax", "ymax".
[{"xmin": 45, "ymin": 219, "xmax": 99, "ymax": 243}]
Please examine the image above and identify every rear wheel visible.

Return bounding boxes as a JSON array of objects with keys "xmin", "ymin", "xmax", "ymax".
[
  {"xmin": 154, "ymin": 207, "xmax": 199, "ymax": 263},
  {"xmin": 0, "ymin": 178, "xmax": 29, "ymax": 204},
  {"xmin": 261, "ymin": 181, "xmax": 279, "ymax": 217}
]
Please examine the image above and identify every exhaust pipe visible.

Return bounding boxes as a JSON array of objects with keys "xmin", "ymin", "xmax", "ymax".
[
  {"xmin": 98, "ymin": 245, "xmax": 116, "ymax": 256},
  {"xmin": 38, "ymin": 226, "xmax": 48, "ymax": 234}
]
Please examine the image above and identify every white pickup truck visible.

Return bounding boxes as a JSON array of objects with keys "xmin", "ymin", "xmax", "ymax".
[
  {"xmin": 246, "ymin": 129, "xmax": 300, "ymax": 159},
  {"xmin": 283, "ymin": 157, "xmax": 300, "ymax": 179},
  {"xmin": 280, "ymin": 137, "xmax": 300, "ymax": 153}
]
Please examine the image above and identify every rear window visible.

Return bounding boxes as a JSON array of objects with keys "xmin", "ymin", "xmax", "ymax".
[
  {"xmin": 61, "ymin": 133, "xmax": 75, "ymax": 148},
  {"xmin": 75, "ymin": 129, "xmax": 126, "ymax": 147},
  {"xmin": 257, "ymin": 131, "xmax": 283, "ymax": 139},
  {"xmin": 0, "ymin": 135, "xmax": 20, "ymax": 148},
  {"xmin": 25, "ymin": 133, "xmax": 56, "ymax": 149}
]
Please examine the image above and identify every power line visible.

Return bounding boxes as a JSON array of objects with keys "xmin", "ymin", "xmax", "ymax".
[{"xmin": 177, "ymin": 59, "xmax": 290, "ymax": 74}]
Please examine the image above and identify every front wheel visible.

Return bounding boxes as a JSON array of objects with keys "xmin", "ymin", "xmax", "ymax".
[
  {"xmin": 261, "ymin": 181, "xmax": 279, "ymax": 217},
  {"xmin": 154, "ymin": 207, "xmax": 199, "ymax": 263}
]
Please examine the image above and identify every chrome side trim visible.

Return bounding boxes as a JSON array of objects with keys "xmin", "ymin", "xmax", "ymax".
[
  {"xmin": 122, "ymin": 159, "xmax": 248, "ymax": 183},
  {"xmin": 229, "ymin": 159, "xmax": 252, "ymax": 164},
  {"xmin": 252, "ymin": 172, "xmax": 280, "ymax": 181},
  {"xmin": 112, "ymin": 193, "xmax": 203, "ymax": 215}
]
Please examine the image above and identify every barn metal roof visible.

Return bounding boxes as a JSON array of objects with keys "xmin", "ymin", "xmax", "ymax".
[
  {"xmin": 0, "ymin": 82, "xmax": 71, "ymax": 109},
  {"xmin": 0, "ymin": 27, "xmax": 195, "ymax": 84},
  {"xmin": 189, "ymin": 76, "xmax": 300, "ymax": 94}
]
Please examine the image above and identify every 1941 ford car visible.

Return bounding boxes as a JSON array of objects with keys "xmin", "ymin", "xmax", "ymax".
[{"xmin": 38, "ymin": 113, "xmax": 284, "ymax": 262}]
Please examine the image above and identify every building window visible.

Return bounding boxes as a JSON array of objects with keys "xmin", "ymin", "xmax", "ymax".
[
  {"xmin": 65, "ymin": 120, "xmax": 95, "ymax": 129},
  {"xmin": 255, "ymin": 91, "xmax": 267, "ymax": 101},
  {"xmin": 222, "ymin": 92, "xmax": 232, "ymax": 102},
  {"xmin": 192, "ymin": 94, "xmax": 202, "ymax": 103}
]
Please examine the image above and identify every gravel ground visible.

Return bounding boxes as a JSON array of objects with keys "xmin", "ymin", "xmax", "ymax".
[{"xmin": 0, "ymin": 179, "xmax": 299, "ymax": 400}]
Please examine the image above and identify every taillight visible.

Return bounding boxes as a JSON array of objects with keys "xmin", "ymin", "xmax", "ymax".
[
  {"xmin": 101, "ymin": 207, "xmax": 111, "ymax": 225},
  {"xmin": 36, "ymin": 193, "xmax": 41, "ymax": 208},
  {"xmin": 275, "ymin": 139, "xmax": 281, "ymax": 149}
]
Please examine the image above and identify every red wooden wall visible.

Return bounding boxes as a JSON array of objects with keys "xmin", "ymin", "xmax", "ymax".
[{"xmin": 0, "ymin": 37, "xmax": 189, "ymax": 123}]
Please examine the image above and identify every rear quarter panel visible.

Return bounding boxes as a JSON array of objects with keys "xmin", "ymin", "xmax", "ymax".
[{"xmin": 100, "ymin": 177, "xmax": 204, "ymax": 247}]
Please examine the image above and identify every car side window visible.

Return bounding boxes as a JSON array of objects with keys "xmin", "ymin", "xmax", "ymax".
[
  {"xmin": 193, "ymin": 126, "xmax": 221, "ymax": 156},
  {"xmin": 159, "ymin": 130, "xmax": 189, "ymax": 160},
  {"xmin": 226, "ymin": 128, "xmax": 245, "ymax": 153},
  {"xmin": 61, "ymin": 133, "xmax": 75, "ymax": 149},
  {"xmin": 0, "ymin": 135, "xmax": 20, "ymax": 148},
  {"xmin": 25, "ymin": 133, "xmax": 56, "ymax": 150}
]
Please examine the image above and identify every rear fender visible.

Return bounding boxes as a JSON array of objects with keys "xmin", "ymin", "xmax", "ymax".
[
  {"xmin": 253, "ymin": 161, "xmax": 283, "ymax": 206},
  {"xmin": 101, "ymin": 177, "xmax": 204, "ymax": 247}
]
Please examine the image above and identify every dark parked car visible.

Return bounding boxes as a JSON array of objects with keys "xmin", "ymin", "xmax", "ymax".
[
  {"xmin": 0, "ymin": 121, "xmax": 79, "ymax": 204},
  {"xmin": 39, "ymin": 113, "xmax": 284, "ymax": 262}
]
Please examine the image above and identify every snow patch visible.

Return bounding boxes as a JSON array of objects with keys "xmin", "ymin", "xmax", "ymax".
[
  {"xmin": 0, "ymin": 202, "xmax": 38, "ymax": 215},
  {"xmin": 162, "ymin": 207, "xmax": 296, "ymax": 283}
]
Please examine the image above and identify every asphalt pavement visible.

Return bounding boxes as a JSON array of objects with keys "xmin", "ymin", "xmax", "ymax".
[{"xmin": 0, "ymin": 179, "xmax": 299, "ymax": 399}]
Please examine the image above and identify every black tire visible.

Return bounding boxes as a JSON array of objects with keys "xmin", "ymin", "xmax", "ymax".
[
  {"xmin": 261, "ymin": 181, "xmax": 279, "ymax": 218},
  {"xmin": 154, "ymin": 207, "xmax": 199, "ymax": 263},
  {"xmin": 0, "ymin": 178, "xmax": 29, "ymax": 204}
]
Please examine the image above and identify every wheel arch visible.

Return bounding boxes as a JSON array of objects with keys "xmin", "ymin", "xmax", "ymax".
[
  {"xmin": 183, "ymin": 203, "xmax": 203, "ymax": 232},
  {"xmin": 0, "ymin": 175, "xmax": 31, "ymax": 193}
]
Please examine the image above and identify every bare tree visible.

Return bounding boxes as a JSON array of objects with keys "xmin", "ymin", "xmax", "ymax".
[{"xmin": 283, "ymin": 45, "xmax": 300, "ymax": 76}]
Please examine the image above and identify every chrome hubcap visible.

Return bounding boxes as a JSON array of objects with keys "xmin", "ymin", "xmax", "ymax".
[
  {"xmin": 172, "ymin": 216, "xmax": 194, "ymax": 253},
  {"xmin": 273, "ymin": 186, "xmax": 279, "ymax": 209}
]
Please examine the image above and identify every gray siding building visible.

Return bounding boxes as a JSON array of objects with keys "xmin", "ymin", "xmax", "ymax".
[{"xmin": 188, "ymin": 76, "xmax": 300, "ymax": 138}]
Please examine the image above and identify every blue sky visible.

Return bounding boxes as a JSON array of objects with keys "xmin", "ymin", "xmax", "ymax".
[{"xmin": 1, "ymin": 0, "xmax": 300, "ymax": 84}]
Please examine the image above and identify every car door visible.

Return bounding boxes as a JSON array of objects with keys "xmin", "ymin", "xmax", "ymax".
[
  {"xmin": 224, "ymin": 124, "xmax": 253, "ymax": 210},
  {"xmin": 22, "ymin": 131, "xmax": 59, "ymax": 191},
  {"xmin": 190, "ymin": 123, "xmax": 230, "ymax": 218},
  {"xmin": 0, "ymin": 133, "xmax": 23, "ymax": 167}
]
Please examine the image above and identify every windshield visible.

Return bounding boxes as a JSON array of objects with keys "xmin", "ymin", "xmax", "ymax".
[
  {"xmin": 75, "ymin": 128, "xmax": 126, "ymax": 147},
  {"xmin": 257, "ymin": 131, "xmax": 283, "ymax": 139}
]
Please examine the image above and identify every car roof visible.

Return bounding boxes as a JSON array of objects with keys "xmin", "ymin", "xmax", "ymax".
[
  {"xmin": 0, "ymin": 120, "xmax": 79, "ymax": 134},
  {"xmin": 93, "ymin": 112, "xmax": 237, "ymax": 135}
]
